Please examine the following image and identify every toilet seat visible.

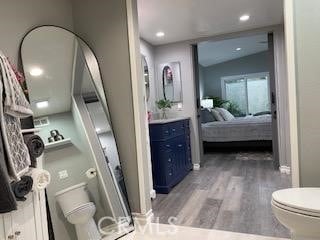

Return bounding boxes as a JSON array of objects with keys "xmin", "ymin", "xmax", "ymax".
[
  {"xmin": 272, "ymin": 188, "xmax": 320, "ymax": 217},
  {"xmin": 65, "ymin": 202, "xmax": 95, "ymax": 217}
]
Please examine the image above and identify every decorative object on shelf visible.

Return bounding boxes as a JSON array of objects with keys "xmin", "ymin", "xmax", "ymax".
[
  {"xmin": 156, "ymin": 99, "xmax": 172, "ymax": 119},
  {"xmin": 49, "ymin": 129, "xmax": 65, "ymax": 142}
]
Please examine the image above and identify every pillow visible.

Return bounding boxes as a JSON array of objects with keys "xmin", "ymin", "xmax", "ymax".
[
  {"xmin": 200, "ymin": 108, "xmax": 216, "ymax": 123},
  {"xmin": 215, "ymin": 107, "xmax": 235, "ymax": 121},
  {"xmin": 211, "ymin": 109, "xmax": 224, "ymax": 121}
]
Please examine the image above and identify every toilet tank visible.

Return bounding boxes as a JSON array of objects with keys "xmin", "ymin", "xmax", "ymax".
[{"xmin": 55, "ymin": 182, "xmax": 90, "ymax": 216}]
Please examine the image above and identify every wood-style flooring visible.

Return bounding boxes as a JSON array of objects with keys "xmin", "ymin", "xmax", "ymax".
[{"xmin": 151, "ymin": 151, "xmax": 291, "ymax": 238}]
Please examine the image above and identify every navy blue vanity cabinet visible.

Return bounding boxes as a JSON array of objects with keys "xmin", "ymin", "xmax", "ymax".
[{"xmin": 149, "ymin": 118, "xmax": 192, "ymax": 194}]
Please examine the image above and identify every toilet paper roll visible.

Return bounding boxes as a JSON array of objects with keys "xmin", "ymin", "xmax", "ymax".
[
  {"xmin": 31, "ymin": 168, "xmax": 51, "ymax": 191},
  {"xmin": 86, "ymin": 168, "xmax": 97, "ymax": 179}
]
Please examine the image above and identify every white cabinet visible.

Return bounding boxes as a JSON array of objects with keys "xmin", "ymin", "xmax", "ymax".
[{"xmin": 0, "ymin": 190, "xmax": 48, "ymax": 240}]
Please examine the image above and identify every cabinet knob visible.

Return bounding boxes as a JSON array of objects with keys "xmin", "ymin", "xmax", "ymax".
[
  {"xmin": 168, "ymin": 158, "xmax": 172, "ymax": 162},
  {"xmin": 169, "ymin": 173, "xmax": 172, "ymax": 176},
  {"xmin": 178, "ymin": 144, "xmax": 183, "ymax": 147},
  {"xmin": 15, "ymin": 231, "xmax": 21, "ymax": 236},
  {"xmin": 172, "ymin": 128, "xmax": 176, "ymax": 132},
  {"xmin": 166, "ymin": 144, "xmax": 171, "ymax": 148},
  {"xmin": 8, "ymin": 235, "xmax": 14, "ymax": 239}
]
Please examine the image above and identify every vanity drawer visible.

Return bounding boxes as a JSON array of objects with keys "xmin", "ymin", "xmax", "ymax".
[
  {"xmin": 168, "ymin": 121, "xmax": 185, "ymax": 138},
  {"xmin": 149, "ymin": 119, "xmax": 188, "ymax": 140}
]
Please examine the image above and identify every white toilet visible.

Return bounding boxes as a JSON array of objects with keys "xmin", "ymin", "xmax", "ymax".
[
  {"xmin": 272, "ymin": 188, "xmax": 320, "ymax": 240},
  {"xmin": 55, "ymin": 182, "xmax": 101, "ymax": 240}
]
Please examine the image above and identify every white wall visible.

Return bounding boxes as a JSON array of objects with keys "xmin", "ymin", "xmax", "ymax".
[
  {"xmin": 154, "ymin": 43, "xmax": 201, "ymax": 165},
  {"xmin": 290, "ymin": 0, "xmax": 320, "ymax": 186}
]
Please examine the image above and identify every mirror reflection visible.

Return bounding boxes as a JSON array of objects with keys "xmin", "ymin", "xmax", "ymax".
[
  {"xmin": 21, "ymin": 26, "xmax": 132, "ymax": 240},
  {"xmin": 160, "ymin": 62, "xmax": 182, "ymax": 102},
  {"xmin": 142, "ymin": 56, "xmax": 150, "ymax": 102}
]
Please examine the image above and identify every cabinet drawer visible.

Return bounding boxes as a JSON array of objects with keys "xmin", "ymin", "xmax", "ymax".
[{"xmin": 149, "ymin": 119, "xmax": 188, "ymax": 140}]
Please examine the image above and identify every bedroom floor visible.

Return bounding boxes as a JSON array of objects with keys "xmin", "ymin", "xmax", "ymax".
[{"xmin": 151, "ymin": 151, "xmax": 291, "ymax": 238}]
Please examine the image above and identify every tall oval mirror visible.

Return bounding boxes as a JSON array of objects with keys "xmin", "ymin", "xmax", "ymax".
[
  {"xmin": 160, "ymin": 61, "xmax": 182, "ymax": 103},
  {"xmin": 21, "ymin": 26, "xmax": 133, "ymax": 240},
  {"xmin": 162, "ymin": 65, "xmax": 174, "ymax": 101},
  {"xmin": 142, "ymin": 56, "xmax": 150, "ymax": 102}
]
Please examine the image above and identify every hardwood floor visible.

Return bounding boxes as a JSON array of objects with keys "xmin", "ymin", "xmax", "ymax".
[{"xmin": 151, "ymin": 151, "xmax": 291, "ymax": 238}]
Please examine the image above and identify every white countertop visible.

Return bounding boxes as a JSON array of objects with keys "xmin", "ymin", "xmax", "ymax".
[{"xmin": 149, "ymin": 117, "xmax": 190, "ymax": 124}]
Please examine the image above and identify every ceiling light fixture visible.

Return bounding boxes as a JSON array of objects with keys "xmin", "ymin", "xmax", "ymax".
[
  {"xmin": 236, "ymin": 47, "xmax": 242, "ymax": 51},
  {"xmin": 36, "ymin": 100, "xmax": 49, "ymax": 109},
  {"xmin": 239, "ymin": 14, "xmax": 250, "ymax": 22},
  {"xmin": 30, "ymin": 67, "xmax": 43, "ymax": 77},
  {"xmin": 95, "ymin": 128, "xmax": 101, "ymax": 132},
  {"xmin": 156, "ymin": 31, "xmax": 165, "ymax": 37}
]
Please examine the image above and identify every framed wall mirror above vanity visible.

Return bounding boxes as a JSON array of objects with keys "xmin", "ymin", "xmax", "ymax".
[
  {"xmin": 21, "ymin": 26, "xmax": 133, "ymax": 240},
  {"xmin": 158, "ymin": 62, "xmax": 182, "ymax": 103}
]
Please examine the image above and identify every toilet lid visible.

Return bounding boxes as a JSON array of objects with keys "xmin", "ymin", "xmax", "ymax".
[
  {"xmin": 65, "ymin": 202, "xmax": 95, "ymax": 217},
  {"xmin": 272, "ymin": 188, "xmax": 320, "ymax": 215}
]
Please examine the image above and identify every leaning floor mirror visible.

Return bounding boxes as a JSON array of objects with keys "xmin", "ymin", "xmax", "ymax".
[{"xmin": 21, "ymin": 26, "xmax": 133, "ymax": 240}]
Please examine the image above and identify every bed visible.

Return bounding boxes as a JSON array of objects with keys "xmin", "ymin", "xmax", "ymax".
[{"xmin": 202, "ymin": 114, "xmax": 272, "ymax": 150}]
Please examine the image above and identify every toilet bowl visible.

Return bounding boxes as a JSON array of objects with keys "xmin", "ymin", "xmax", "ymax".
[
  {"xmin": 55, "ymin": 183, "xmax": 101, "ymax": 240},
  {"xmin": 271, "ymin": 188, "xmax": 320, "ymax": 240}
]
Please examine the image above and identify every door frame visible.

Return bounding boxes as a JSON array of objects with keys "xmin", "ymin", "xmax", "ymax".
[{"xmin": 192, "ymin": 25, "xmax": 296, "ymax": 185}]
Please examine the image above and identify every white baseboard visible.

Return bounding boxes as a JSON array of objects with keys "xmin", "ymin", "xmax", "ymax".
[
  {"xmin": 193, "ymin": 163, "xmax": 200, "ymax": 171},
  {"xmin": 279, "ymin": 166, "xmax": 291, "ymax": 175},
  {"xmin": 132, "ymin": 209, "xmax": 154, "ymax": 226},
  {"xmin": 150, "ymin": 189, "xmax": 156, "ymax": 199}
]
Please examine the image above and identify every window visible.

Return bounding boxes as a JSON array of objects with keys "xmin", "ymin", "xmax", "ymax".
[{"xmin": 221, "ymin": 72, "xmax": 270, "ymax": 115}]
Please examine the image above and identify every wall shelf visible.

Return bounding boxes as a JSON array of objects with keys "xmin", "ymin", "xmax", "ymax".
[
  {"xmin": 21, "ymin": 128, "xmax": 41, "ymax": 134},
  {"xmin": 45, "ymin": 138, "xmax": 72, "ymax": 150}
]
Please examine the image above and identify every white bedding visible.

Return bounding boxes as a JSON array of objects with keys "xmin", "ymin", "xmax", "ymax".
[{"xmin": 201, "ymin": 115, "xmax": 272, "ymax": 142}]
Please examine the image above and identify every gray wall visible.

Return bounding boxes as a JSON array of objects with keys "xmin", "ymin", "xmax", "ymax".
[
  {"xmin": 154, "ymin": 42, "xmax": 201, "ymax": 165},
  {"xmin": 202, "ymin": 51, "xmax": 269, "ymax": 98},
  {"xmin": 0, "ymin": 0, "xmax": 73, "ymax": 66},
  {"xmin": 293, "ymin": 0, "xmax": 320, "ymax": 187},
  {"xmin": 71, "ymin": 0, "xmax": 150, "ymax": 213}
]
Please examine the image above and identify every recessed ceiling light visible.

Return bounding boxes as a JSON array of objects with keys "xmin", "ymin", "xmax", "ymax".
[
  {"xmin": 236, "ymin": 47, "xmax": 242, "ymax": 51},
  {"xmin": 36, "ymin": 100, "xmax": 48, "ymax": 109},
  {"xmin": 95, "ymin": 128, "xmax": 101, "ymax": 132},
  {"xmin": 30, "ymin": 67, "xmax": 43, "ymax": 77},
  {"xmin": 156, "ymin": 31, "xmax": 165, "ymax": 37},
  {"xmin": 240, "ymin": 14, "xmax": 250, "ymax": 22}
]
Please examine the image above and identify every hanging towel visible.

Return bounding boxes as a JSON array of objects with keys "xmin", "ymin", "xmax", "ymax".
[
  {"xmin": 11, "ymin": 176, "xmax": 33, "ymax": 201},
  {"xmin": 30, "ymin": 168, "xmax": 51, "ymax": 192},
  {"xmin": 0, "ymin": 128, "xmax": 17, "ymax": 213},
  {"xmin": 0, "ymin": 53, "xmax": 33, "ymax": 181},
  {"xmin": 0, "ymin": 52, "xmax": 32, "ymax": 118},
  {"xmin": 23, "ymin": 134, "xmax": 45, "ymax": 168}
]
